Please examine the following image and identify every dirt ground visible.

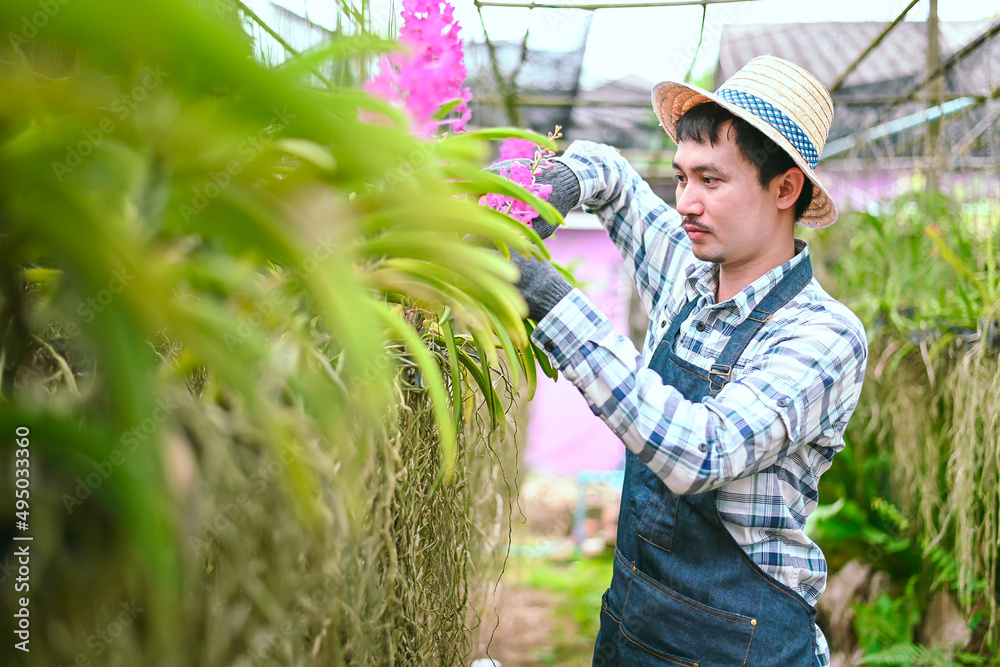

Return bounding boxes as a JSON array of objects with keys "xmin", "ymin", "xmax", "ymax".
[
  {"xmin": 474, "ymin": 582, "xmax": 594, "ymax": 667},
  {"xmin": 467, "ymin": 472, "xmax": 615, "ymax": 666}
]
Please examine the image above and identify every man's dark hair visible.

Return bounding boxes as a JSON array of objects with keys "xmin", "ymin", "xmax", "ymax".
[{"xmin": 675, "ymin": 102, "xmax": 813, "ymax": 220}]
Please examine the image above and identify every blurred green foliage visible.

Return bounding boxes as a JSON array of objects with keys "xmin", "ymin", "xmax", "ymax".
[
  {"xmin": 512, "ymin": 554, "xmax": 613, "ymax": 666},
  {"xmin": 804, "ymin": 191, "xmax": 1000, "ymax": 664},
  {"xmin": 524, "ymin": 557, "xmax": 612, "ymax": 641},
  {"xmin": 0, "ymin": 0, "xmax": 567, "ymax": 664}
]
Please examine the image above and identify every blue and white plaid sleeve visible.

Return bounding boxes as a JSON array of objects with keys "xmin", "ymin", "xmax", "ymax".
[
  {"xmin": 555, "ymin": 141, "xmax": 689, "ymax": 315},
  {"xmin": 530, "ymin": 290, "xmax": 867, "ymax": 494}
]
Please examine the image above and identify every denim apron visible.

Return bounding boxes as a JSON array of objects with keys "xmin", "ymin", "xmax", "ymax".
[{"xmin": 593, "ymin": 255, "xmax": 820, "ymax": 667}]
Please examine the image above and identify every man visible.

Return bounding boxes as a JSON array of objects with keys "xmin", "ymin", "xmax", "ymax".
[{"xmin": 502, "ymin": 56, "xmax": 868, "ymax": 666}]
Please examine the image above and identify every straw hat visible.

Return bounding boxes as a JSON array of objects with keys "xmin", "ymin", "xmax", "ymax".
[{"xmin": 652, "ymin": 55, "xmax": 837, "ymax": 228}]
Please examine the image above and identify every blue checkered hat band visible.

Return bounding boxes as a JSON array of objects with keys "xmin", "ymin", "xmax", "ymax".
[{"xmin": 716, "ymin": 88, "xmax": 819, "ymax": 169}]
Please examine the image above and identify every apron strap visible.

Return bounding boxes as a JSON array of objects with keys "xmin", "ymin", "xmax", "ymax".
[
  {"xmin": 709, "ymin": 255, "xmax": 813, "ymax": 394},
  {"xmin": 663, "ymin": 296, "xmax": 701, "ymax": 346}
]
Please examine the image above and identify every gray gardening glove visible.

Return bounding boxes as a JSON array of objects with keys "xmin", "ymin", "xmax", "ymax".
[
  {"xmin": 484, "ymin": 159, "xmax": 582, "ymax": 240},
  {"xmin": 509, "ymin": 251, "xmax": 573, "ymax": 322}
]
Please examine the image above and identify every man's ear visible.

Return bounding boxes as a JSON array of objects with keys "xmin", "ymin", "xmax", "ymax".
[{"xmin": 775, "ymin": 167, "xmax": 806, "ymax": 212}]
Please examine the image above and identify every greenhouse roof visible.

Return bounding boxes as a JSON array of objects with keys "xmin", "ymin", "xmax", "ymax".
[{"xmin": 718, "ymin": 20, "xmax": 995, "ymax": 90}]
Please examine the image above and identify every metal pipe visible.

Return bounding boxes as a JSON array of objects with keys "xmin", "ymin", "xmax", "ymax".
[{"xmin": 829, "ymin": 0, "xmax": 921, "ymax": 94}]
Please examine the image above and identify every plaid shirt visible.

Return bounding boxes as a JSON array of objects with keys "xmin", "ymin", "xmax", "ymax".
[{"xmin": 530, "ymin": 141, "xmax": 868, "ymax": 666}]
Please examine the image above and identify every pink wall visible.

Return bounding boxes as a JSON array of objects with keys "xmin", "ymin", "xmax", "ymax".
[{"xmin": 525, "ymin": 228, "xmax": 630, "ymax": 475}]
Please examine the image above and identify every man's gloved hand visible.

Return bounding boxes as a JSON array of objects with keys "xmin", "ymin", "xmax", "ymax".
[
  {"xmin": 481, "ymin": 155, "xmax": 580, "ymax": 320},
  {"xmin": 484, "ymin": 159, "xmax": 582, "ymax": 240},
  {"xmin": 510, "ymin": 250, "xmax": 573, "ymax": 322}
]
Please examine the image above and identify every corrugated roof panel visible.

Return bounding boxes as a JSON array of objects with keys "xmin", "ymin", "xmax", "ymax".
[{"xmin": 718, "ymin": 21, "xmax": 995, "ymax": 89}]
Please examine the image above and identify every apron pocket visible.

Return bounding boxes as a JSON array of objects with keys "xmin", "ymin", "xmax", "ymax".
[
  {"xmin": 620, "ymin": 558, "xmax": 758, "ymax": 667},
  {"xmin": 636, "ymin": 485, "xmax": 680, "ymax": 552},
  {"xmin": 618, "ymin": 628, "xmax": 700, "ymax": 666}
]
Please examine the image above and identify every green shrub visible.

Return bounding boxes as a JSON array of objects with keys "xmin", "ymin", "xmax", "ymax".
[{"xmin": 0, "ymin": 0, "xmax": 560, "ymax": 663}]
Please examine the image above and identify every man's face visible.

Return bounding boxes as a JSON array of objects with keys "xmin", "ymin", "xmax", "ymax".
[{"xmin": 672, "ymin": 121, "xmax": 787, "ymax": 270}]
